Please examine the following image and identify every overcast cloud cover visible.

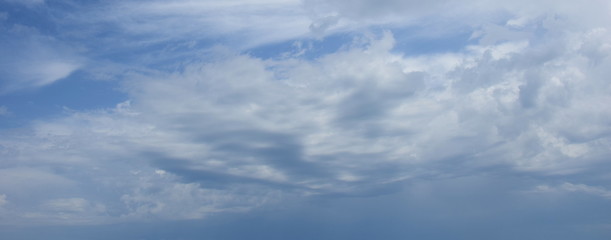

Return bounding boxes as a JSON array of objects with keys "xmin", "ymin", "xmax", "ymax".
[{"xmin": 1, "ymin": 0, "xmax": 611, "ymax": 239}]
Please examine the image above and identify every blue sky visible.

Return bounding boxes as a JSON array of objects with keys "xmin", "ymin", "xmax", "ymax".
[{"xmin": 1, "ymin": 0, "xmax": 611, "ymax": 239}]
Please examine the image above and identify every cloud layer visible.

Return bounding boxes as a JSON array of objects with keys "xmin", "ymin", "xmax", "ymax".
[{"xmin": 1, "ymin": 0, "xmax": 611, "ymax": 238}]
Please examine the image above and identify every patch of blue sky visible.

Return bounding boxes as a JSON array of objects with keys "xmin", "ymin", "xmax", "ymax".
[
  {"xmin": 247, "ymin": 32, "xmax": 356, "ymax": 60},
  {"xmin": 248, "ymin": 26, "xmax": 475, "ymax": 61},
  {"xmin": 0, "ymin": 2, "xmax": 55, "ymax": 33},
  {"xmin": 0, "ymin": 71, "xmax": 125, "ymax": 129}
]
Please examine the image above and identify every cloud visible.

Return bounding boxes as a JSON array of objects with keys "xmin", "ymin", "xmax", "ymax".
[
  {"xmin": 0, "ymin": 23, "xmax": 82, "ymax": 93},
  {"xmin": 7, "ymin": 60, "xmax": 80, "ymax": 89},
  {"xmin": 302, "ymin": 0, "xmax": 611, "ymax": 41},
  {"xmin": 309, "ymin": 15, "xmax": 340, "ymax": 36},
  {"xmin": 0, "ymin": 2, "xmax": 610, "ymax": 237},
  {"xmin": 63, "ymin": 0, "xmax": 311, "ymax": 50},
  {"xmin": 534, "ymin": 183, "xmax": 611, "ymax": 199},
  {"xmin": 2, "ymin": 14, "xmax": 611, "ymax": 225},
  {"xmin": 41, "ymin": 198, "xmax": 93, "ymax": 213}
]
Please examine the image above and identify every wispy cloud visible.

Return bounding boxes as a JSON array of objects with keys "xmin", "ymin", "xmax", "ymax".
[
  {"xmin": 0, "ymin": 23, "xmax": 82, "ymax": 93},
  {"xmin": 62, "ymin": 0, "xmax": 311, "ymax": 51}
]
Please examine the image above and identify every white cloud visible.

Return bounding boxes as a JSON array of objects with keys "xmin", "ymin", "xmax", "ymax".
[
  {"xmin": 1, "ymin": 0, "xmax": 611, "ymax": 227},
  {"xmin": 0, "ymin": 24, "xmax": 83, "ymax": 93},
  {"xmin": 75, "ymin": 0, "xmax": 311, "ymax": 49},
  {"xmin": 11, "ymin": 60, "xmax": 80, "ymax": 89},
  {"xmin": 303, "ymin": 0, "xmax": 611, "ymax": 39},
  {"xmin": 2, "ymin": 20, "xmax": 611, "ymax": 223}
]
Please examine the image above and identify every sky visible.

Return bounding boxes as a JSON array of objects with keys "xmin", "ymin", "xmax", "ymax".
[{"xmin": 1, "ymin": 0, "xmax": 611, "ymax": 239}]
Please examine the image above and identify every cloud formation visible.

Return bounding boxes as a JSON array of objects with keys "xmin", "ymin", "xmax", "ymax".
[
  {"xmin": 0, "ymin": 16, "xmax": 82, "ymax": 93},
  {"xmin": 2, "ymin": 18, "xmax": 611, "ymax": 224},
  {"xmin": 0, "ymin": 1, "xmax": 611, "ymax": 238}
]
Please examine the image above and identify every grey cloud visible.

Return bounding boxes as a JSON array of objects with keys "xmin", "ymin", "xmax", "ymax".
[
  {"xmin": 335, "ymin": 71, "xmax": 424, "ymax": 125},
  {"xmin": 309, "ymin": 15, "xmax": 340, "ymax": 36},
  {"xmin": 4, "ymin": 173, "xmax": 611, "ymax": 239},
  {"xmin": 147, "ymin": 127, "xmax": 331, "ymax": 189},
  {"xmin": 518, "ymin": 71, "xmax": 542, "ymax": 108}
]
